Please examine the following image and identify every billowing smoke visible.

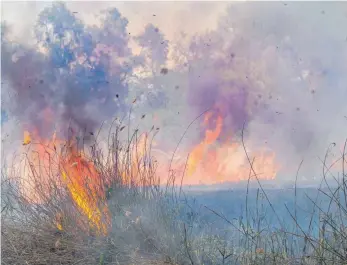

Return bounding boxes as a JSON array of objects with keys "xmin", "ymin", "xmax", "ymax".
[
  {"xmin": 183, "ymin": 2, "xmax": 347, "ymax": 178},
  {"xmin": 2, "ymin": 2, "xmax": 347, "ymax": 184},
  {"xmin": 187, "ymin": 33, "xmax": 253, "ymax": 141},
  {"xmin": 1, "ymin": 3, "xmax": 134, "ymax": 139}
]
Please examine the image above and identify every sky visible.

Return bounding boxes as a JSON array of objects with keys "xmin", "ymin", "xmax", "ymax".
[{"xmin": 1, "ymin": 1, "xmax": 347, "ymax": 187}]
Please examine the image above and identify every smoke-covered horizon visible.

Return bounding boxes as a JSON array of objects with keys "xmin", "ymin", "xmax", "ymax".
[{"xmin": 2, "ymin": 1, "xmax": 347, "ymax": 186}]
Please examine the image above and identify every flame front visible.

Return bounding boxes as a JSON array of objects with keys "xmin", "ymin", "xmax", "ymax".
[
  {"xmin": 186, "ymin": 109, "xmax": 279, "ymax": 185},
  {"xmin": 20, "ymin": 107, "xmax": 279, "ymax": 233}
]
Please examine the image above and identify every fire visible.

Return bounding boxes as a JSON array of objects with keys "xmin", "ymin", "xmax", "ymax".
[
  {"xmin": 22, "ymin": 130, "xmax": 110, "ymax": 235},
  {"xmin": 60, "ymin": 141, "xmax": 110, "ymax": 235},
  {"xmin": 19, "ymin": 107, "xmax": 279, "ymax": 233},
  {"xmin": 185, "ymin": 109, "xmax": 279, "ymax": 185},
  {"xmin": 187, "ymin": 111, "xmax": 223, "ymax": 177},
  {"xmin": 19, "ymin": 129, "xmax": 59, "ymax": 203},
  {"xmin": 23, "ymin": 131, "xmax": 31, "ymax": 145}
]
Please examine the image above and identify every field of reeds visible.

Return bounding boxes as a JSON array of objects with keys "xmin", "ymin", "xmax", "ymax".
[{"xmin": 1, "ymin": 124, "xmax": 347, "ymax": 265}]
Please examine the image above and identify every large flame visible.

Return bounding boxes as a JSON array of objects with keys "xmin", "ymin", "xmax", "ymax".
[
  {"xmin": 185, "ymin": 109, "xmax": 279, "ymax": 185},
  {"xmin": 19, "ymin": 107, "xmax": 279, "ymax": 234},
  {"xmin": 60, "ymin": 142, "xmax": 110, "ymax": 235},
  {"xmin": 187, "ymin": 111, "xmax": 223, "ymax": 177},
  {"xmin": 21, "ymin": 130, "xmax": 110, "ymax": 235}
]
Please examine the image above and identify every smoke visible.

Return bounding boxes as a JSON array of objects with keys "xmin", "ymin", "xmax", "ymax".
[
  {"xmin": 187, "ymin": 33, "xmax": 252, "ymax": 140},
  {"xmin": 1, "ymin": 3, "xmax": 134, "ymax": 138},
  {"xmin": 183, "ymin": 2, "xmax": 347, "ymax": 177},
  {"xmin": 2, "ymin": 2, "xmax": 347, "ymax": 184},
  {"xmin": 135, "ymin": 23, "xmax": 169, "ymax": 71}
]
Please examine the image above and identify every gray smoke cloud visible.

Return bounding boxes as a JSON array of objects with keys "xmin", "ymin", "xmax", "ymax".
[
  {"xmin": 180, "ymin": 2, "xmax": 347, "ymax": 180},
  {"xmin": 1, "ymin": 3, "xmax": 134, "ymax": 139},
  {"xmin": 2, "ymin": 2, "xmax": 347, "ymax": 185}
]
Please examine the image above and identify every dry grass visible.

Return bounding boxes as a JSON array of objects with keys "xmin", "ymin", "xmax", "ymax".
[
  {"xmin": 1, "ymin": 122, "xmax": 173, "ymax": 265},
  {"xmin": 1, "ymin": 123, "xmax": 347, "ymax": 265}
]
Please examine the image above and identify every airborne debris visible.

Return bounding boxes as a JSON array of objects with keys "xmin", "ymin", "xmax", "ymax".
[
  {"xmin": 141, "ymin": 114, "xmax": 146, "ymax": 119},
  {"xmin": 120, "ymin": 126, "xmax": 126, "ymax": 131},
  {"xmin": 160, "ymin": 68, "xmax": 168, "ymax": 75}
]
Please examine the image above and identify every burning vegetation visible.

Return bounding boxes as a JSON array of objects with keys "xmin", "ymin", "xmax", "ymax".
[
  {"xmin": 16, "ymin": 126, "xmax": 155, "ymax": 236},
  {"xmin": 186, "ymin": 108, "xmax": 279, "ymax": 185},
  {"xmin": 2, "ymin": 2, "xmax": 347, "ymax": 265},
  {"xmin": 18, "ymin": 129, "xmax": 110, "ymax": 235}
]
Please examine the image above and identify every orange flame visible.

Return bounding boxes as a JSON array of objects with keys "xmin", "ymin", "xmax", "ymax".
[
  {"xmin": 19, "ymin": 105, "xmax": 279, "ymax": 233},
  {"xmin": 187, "ymin": 111, "xmax": 223, "ymax": 177},
  {"xmin": 23, "ymin": 131, "xmax": 31, "ymax": 145},
  {"xmin": 20, "ymin": 129, "xmax": 59, "ymax": 203},
  {"xmin": 185, "ymin": 109, "xmax": 279, "ymax": 185},
  {"xmin": 60, "ymin": 142, "xmax": 110, "ymax": 235},
  {"xmin": 22, "ymin": 130, "xmax": 110, "ymax": 235}
]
